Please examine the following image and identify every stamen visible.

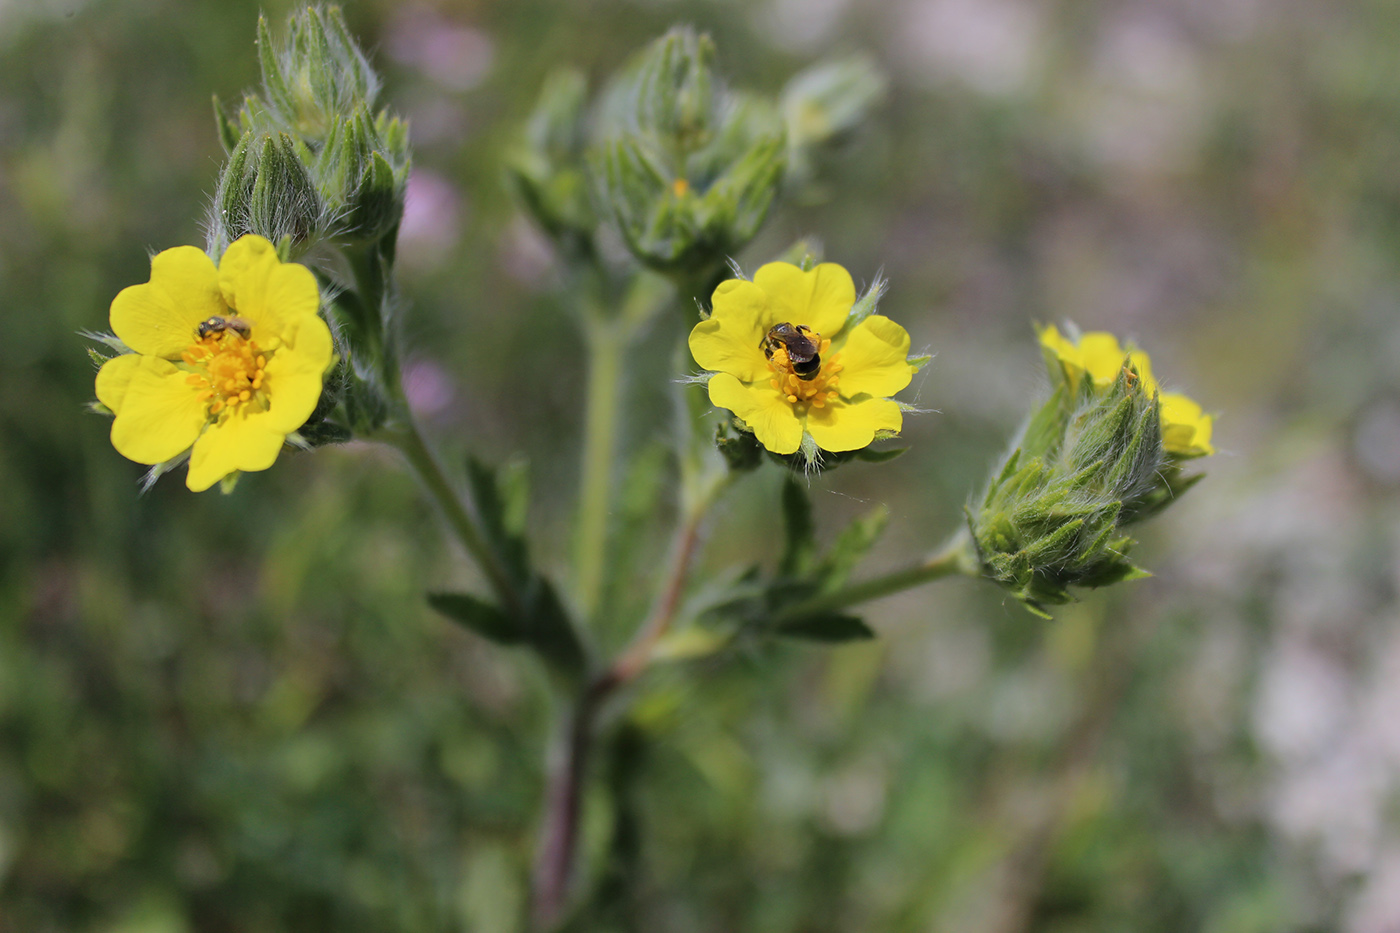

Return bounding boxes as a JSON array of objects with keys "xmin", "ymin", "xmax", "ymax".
[
  {"xmin": 182, "ymin": 329, "xmax": 272, "ymax": 422},
  {"xmin": 764, "ymin": 326, "xmax": 846, "ymax": 413}
]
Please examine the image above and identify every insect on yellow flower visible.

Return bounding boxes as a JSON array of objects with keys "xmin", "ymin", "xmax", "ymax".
[
  {"xmin": 1038, "ymin": 324, "xmax": 1214, "ymax": 458},
  {"xmin": 689, "ymin": 262, "xmax": 919, "ymax": 456},
  {"xmin": 94, "ymin": 235, "xmax": 333, "ymax": 491}
]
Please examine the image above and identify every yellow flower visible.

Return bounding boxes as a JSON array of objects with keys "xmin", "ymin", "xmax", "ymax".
[
  {"xmin": 688, "ymin": 262, "xmax": 917, "ymax": 456},
  {"xmin": 1038, "ymin": 324, "xmax": 1214, "ymax": 458},
  {"xmin": 95, "ymin": 235, "xmax": 333, "ymax": 491}
]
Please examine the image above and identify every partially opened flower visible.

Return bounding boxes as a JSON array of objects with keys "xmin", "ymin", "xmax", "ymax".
[
  {"xmin": 1038, "ymin": 324, "xmax": 1214, "ymax": 458},
  {"xmin": 95, "ymin": 235, "xmax": 333, "ymax": 491},
  {"xmin": 689, "ymin": 262, "xmax": 919, "ymax": 458}
]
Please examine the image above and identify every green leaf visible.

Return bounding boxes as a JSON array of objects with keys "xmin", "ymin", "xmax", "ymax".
[
  {"xmin": 427, "ymin": 592, "xmax": 524, "ymax": 645},
  {"xmin": 498, "ymin": 457, "xmax": 530, "ymax": 537},
  {"xmin": 818, "ymin": 505, "xmax": 889, "ymax": 591},
  {"xmin": 780, "ymin": 476, "xmax": 815, "ymax": 576},
  {"xmin": 466, "ymin": 457, "xmax": 531, "ymax": 585},
  {"xmin": 212, "ymin": 94, "xmax": 241, "ymax": 153},
  {"xmin": 778, "ymin": 613, "xmax": 875, "ymax": 642},
  {"xmin": 524, "ymin": 578, "xmax": 587, "ymax": 677}
]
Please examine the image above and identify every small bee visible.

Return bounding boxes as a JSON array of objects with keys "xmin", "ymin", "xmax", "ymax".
[
  {"xmin": 762, "ymin": 322, "xmax": 822, "ymax": 381},
  {"xmin": 197, "ymin": 315, "xmax": 252, "ymax": 340}
]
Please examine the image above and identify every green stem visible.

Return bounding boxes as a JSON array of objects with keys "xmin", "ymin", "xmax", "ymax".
[
  {"xmin": 574, "ymin": 318, "xmax": 625, "ymax": 620},
  {"xmin": 384, "ymin": 419, "xmax": 526, "ymax": 621},
  {"xmin": 775, "ymin": 532, "xmax": 978, "ymax": 623}
]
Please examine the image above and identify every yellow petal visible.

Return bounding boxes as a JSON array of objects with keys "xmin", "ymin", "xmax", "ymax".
[
  {"xmin": 108, "ymin": 356, "xmax": 207, "ymax": 465},
  {"xmin": 804, "ymin": 397, "xmax": 902, "ymax": 452},
  {"xmin": 752, "ymin": 262, "xmax": 854, "ymax": 338},
  {"xmin": 1077, "ymin": 332, "xmax": 1128, "ymax": 386},
  {"xmin": 185, "ymin": 407, "xmax": 289, "ymax": 492},
  {"xmin": 691, "ymin": 278, "xmax": 772, "ymax": 382},
  {"xmin": 259, "ymin": 314, "xmax": 334, "ymax": 434},
  {"xmin": 110, "ymin": 246, "xmax": 223, "ymax": 358},
  {"xmin": 219, "ymin": 235, "xmax": 320, "ymax": 340},
  {"xmin": 94, "ymin": 353, "xmax": 144, "ymax": 413},
  {"xmin": 708, "ymin": 372, "xmax": 802, "ymax": 454},
  {"xmin": 835, "ymin": 315, "xmax": 915, "ymax": 399},
  {"xmin": 1160, "ymin": 392, "xmax": 1215, "ymax": 456},
  {"xmin": 1037, "ymin": 324, "xmax": 1080, "ymax": 365}
]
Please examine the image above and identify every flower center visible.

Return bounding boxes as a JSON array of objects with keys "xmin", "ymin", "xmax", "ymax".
[
  {"xmin": 181, "ymin": 329, "xmax": 270, "ymax": 420},
  {"xmin": 767, "ymin": 335, "xmax": 843, "ymax": 409}
]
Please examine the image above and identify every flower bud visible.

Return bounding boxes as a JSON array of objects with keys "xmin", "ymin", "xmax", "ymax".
[
  {"xmin": 256, "ymin": 6, "xmax": 379, "ymax": 144},
  {"xmin": 968, "ymin": 367, "xmax": 1166, "ymax": 617},
  {"xmin": 314, "ymin": 105, "xmax": 410, "ymax": 244},
  {"xmin": 592, "ymin": 29, "xmax": 786, "ymax": 274},
  {"xmin": 506, "ymin": 68, "xmax": 596, "ymax": 248},
  {"xmin": 214, "ymin": 8, "xmax": 408, "ymax": 253},
  {"xmin": 781, "ymin": 55, "xmax": 887, "ymax": 190},
  {"xmin": 210, "ymin": 131, "xmax": 323, "ymax": 256}
]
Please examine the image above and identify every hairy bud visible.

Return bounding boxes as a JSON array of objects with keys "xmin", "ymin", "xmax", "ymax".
[
  {"xmin": 591, "ymin": 28, "xmax": 785, "ymax": 275},
  {"xmin": 506, "ymin": 69, "xmax": 595, "ymax": 251},
  {"xmin": 968, "ymin": 367, "xmax": 1167, "ymax": 617},
  {"xmin": 210, "ymin": 131, "xmax": 322, "ymax": 256}
]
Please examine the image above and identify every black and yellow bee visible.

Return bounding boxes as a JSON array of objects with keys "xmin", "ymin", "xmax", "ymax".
[
  {"xmin": 197, "ymin": 315, "xmax": 252, "ymax": 340},
  {"xmin": 762, "ymin": 322, "xmax": 822, "ymax": 381}
]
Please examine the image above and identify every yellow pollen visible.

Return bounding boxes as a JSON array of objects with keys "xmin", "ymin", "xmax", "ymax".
[
  {"xmin": 673, "ymin": 178, "xmax": 689, "ymax": 197},
  {"xmin": 765, "ymin": 333, "xmax": 844, "ymax": 411},
  {"xmin": 182, "ymin": 328, "xmax": 271, "ymax": 421}
]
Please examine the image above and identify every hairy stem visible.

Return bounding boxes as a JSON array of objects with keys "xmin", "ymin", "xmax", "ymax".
[
  {"xmin": 607, "ymin": 502, "xmax": 707, "ymax": 686},
  {"xmin": 531, "ymin": 473, "xmax": 723, "ymax": 928},
  {"xmin": 531, "ymin": 684, "xmax": 603, "ymax": 930},
  {"xmin": 775, "ymin": 531, "xmax": 978, "ymax": 623},
  {"xmin": 574, "ymin": 318, "xmax": 626, "ymax": 620}
]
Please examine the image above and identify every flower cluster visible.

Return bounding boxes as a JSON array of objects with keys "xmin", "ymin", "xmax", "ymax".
[
  {"xmin": 1039, "ymin": 324, "xmax": 1214, "ymax": 457},
  {"xmin": 688, "ymin": 262, "xmax": 919, "ymax": 459},
  {"xmin": 94, "ymin": 235, "xmax": 332, "ymax": 491}
]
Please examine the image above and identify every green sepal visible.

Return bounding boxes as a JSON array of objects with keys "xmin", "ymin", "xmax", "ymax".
[
  {"xmin": 213, "ymin": 94, "xmax": 241, "ymax": 153},
  {"xmin": 427, "ymin": 592, "xmax": 524, "ymax": 645},
  {"xmin": 714, "ymin": 420, "xmax": 763, "ymax": 472},
  {"xmin": 845, "ymin": 273, "xmax": 887, "ymax": 329}
]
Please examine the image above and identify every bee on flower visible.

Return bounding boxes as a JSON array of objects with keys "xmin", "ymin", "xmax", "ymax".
[
  {"xmin": 688, "ymin": 262, "xmax": 923, "ymax": 460},
  {"xmin": 93, "ymin": 235, "xmax": 333, "ymax": 491}
]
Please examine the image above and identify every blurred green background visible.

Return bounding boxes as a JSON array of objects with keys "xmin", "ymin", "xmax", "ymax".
[{"xmin": 4, "ymin": 0, "xmax": 1400, "ymax": 930}]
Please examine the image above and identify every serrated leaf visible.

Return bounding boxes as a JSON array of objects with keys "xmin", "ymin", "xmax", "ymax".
[
  {"xmin": 465, "ymin": 456, "xmax": 531, "ymax": 585},
  {"xmin": 818, "ymin": 504, "xmax": 890, "ymax": 591},
  {"xmin": 779, "ymin": 612, "xmax": 875, "ymax": 642},
  {"xmin": 524, "ymin": 578, "xmax": 587, "ymax": 677},
  {"xmin": 427, "ymin": 592, "xmax": 524, "ymax": 645}
]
